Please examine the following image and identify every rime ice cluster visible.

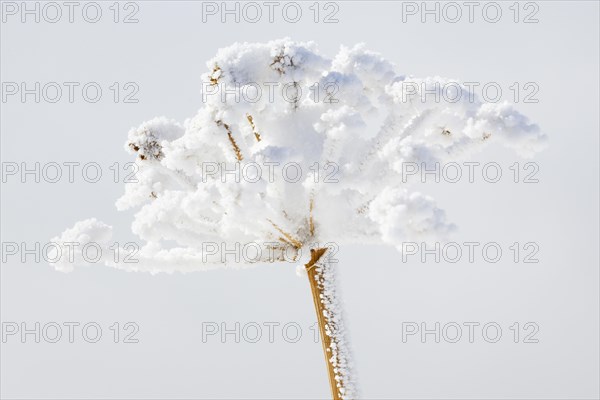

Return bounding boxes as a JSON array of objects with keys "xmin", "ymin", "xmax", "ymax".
[{"xmin": 52, "ymin": 38, "xmax": 545, "ymax": 272}]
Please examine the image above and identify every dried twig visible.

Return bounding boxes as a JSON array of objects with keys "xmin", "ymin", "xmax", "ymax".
[
  {"xmin": 216, "ymin": 120, "xmax": 243, "ymax": 161},
  {"xmin": 246, "ymin": 114, "xmax": 262, "ymax": 142},
  {"xmin": 267, "ymin": 219, "xmax": 303, "ymax": 249}
]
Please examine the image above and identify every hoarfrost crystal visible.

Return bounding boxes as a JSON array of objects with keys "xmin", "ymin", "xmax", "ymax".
[{"xmin": 53, "ymin": 39, "xmax": 545, "ymax": 271}]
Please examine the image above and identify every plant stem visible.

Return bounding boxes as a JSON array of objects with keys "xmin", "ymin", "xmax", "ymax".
[{"xmin": 305, "ymin": 248, "xmax": 352, "ymax": 399}]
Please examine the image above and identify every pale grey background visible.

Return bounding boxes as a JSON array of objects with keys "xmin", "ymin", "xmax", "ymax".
[{"xmin": 1, "ymin": 1, "xmax": 599, "ymax": 399}]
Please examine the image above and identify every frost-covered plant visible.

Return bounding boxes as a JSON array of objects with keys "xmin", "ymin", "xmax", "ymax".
[{"xmin": 51, "ymin": 39, "xmax": 545, "ymax": 399}]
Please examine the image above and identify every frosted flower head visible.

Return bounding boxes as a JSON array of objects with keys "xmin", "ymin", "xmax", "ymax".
[
  {"xmin": 126, "ymin": 117, "xmax": 185, "ymax": 161},
  {"xmin": 51, "ymin": 39, "xmax": 545, "ymax": 272}
]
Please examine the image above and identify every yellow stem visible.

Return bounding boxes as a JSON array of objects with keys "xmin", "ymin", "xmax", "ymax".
[{"xmin": 305, "ymin": 248, "xmax": 342, "ymax": 400}]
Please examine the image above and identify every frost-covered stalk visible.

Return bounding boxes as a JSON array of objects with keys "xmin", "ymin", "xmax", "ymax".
[
  {"xmin": 305, "ymin": 248, "xmax": 354, "ymax": 399},
  {"xmin": 50, "ymin": 39, "xmax": 546, "ymax": 399}
]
